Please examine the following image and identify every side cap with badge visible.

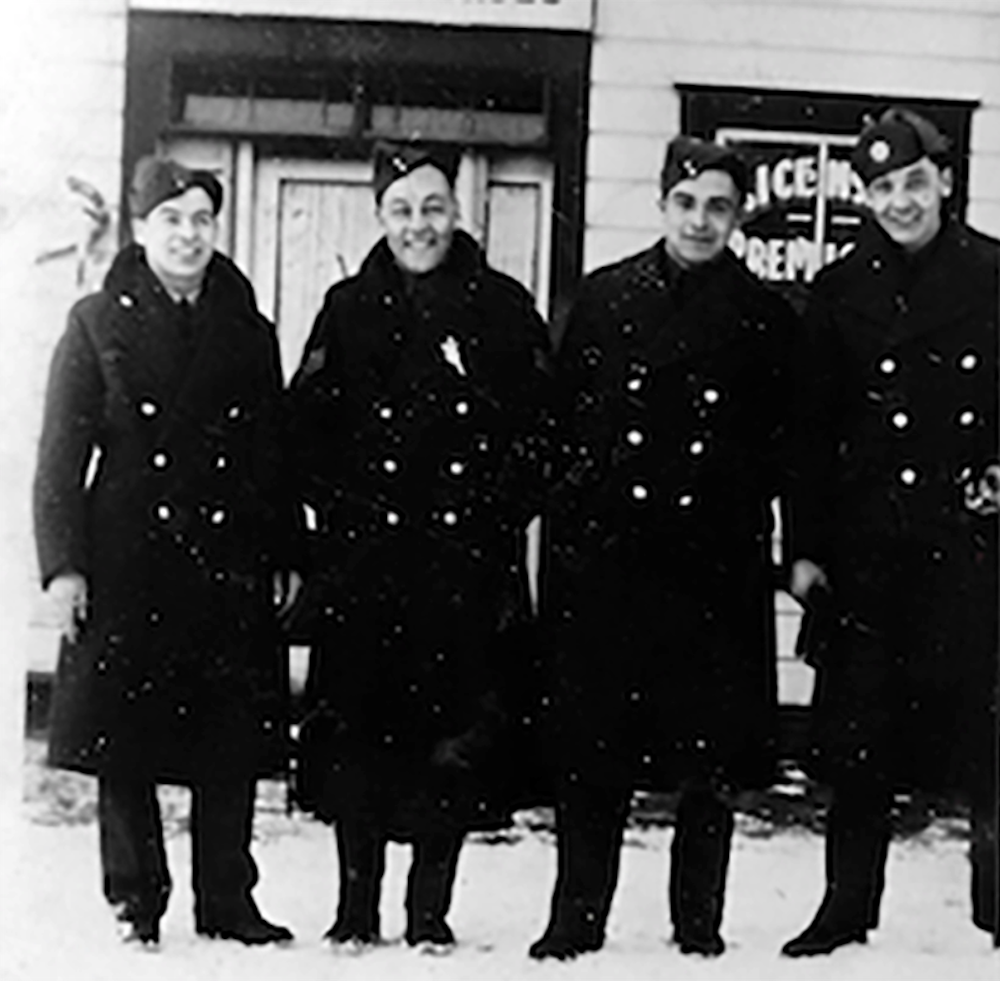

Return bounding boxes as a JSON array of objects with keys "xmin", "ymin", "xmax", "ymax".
[
  {"xmin": 850, "ymin": 107, "xmax": 951, "ymax": 185},
  {"xmin": 129, "ymin": 156, "xmax": 224, "ymax": 220},
  {"xmin": 660, "ymin": 135, "xmax": 748, "ymax": 201},
  {"xmin": 372, "ymin": 141, "xmax": 462, "ymax": 204}
]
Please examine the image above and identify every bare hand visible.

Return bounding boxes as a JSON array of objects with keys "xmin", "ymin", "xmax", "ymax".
[
  {"xmin": 965, "ymin": 464, "xmax": 1000, "ymax": 516},
  {"xmin": 273, "ymin": 570, "xmax": 304, "ymax": 617},
  {"xmin": 790, "ymin": 559, "xmax": 829, "ymax": 602},
  {"xmin": 48, "ymin": 573, "xmax": 89, "ymax": 643}
]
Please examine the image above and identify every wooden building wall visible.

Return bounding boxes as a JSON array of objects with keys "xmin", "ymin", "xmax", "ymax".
[{"xmin": 585, "ymin": 0, "xmax": 1000, "ymax": 272}]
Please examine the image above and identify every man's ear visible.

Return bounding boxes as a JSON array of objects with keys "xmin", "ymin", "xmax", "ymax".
[
  {"xmin": 940, "ymin": 166, "xmax": 955, "ymax": 199},
  {"xmin": 130, "ymin": 219, "xmax": 146, "ymax": 246}
]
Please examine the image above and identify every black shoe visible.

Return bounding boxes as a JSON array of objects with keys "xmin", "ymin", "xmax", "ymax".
[
  {"xmin": 323, "ymin": 921, "xmax": 381, "ymax": 953},
  {"xmin": 781, "ymin": 892, "xmax": 868, "ymax": 958},
  {"xmin": 673, "ymin": 929, "xmax": 725, "ymax": 957},
  {"xmin": 113, "ymin": 905, "xmax": 160, "ymax": 949},
  {"xmin": 197, "ymin": 906, "xmax": 293, "ymax": 946},
  {"xmin": 406, "ymin": 919, "xmax": 455, "ymax": 950},
  {"xmin": 528, "ymin": 929, "xmax": 603, "ymax": 961}
]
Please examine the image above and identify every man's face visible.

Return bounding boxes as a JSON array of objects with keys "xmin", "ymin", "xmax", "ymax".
[
  {"xmin": 132, "ymin": 187, "xmax": 218, "ymax": 291},
  {"xmin": 660, "ymin": 170, "xmax": 741, "ymax": 269},
  {"xmin": 377, "ymin": 164, "xmax": 459, "ymax": 275},
  {"xmin": 865, "ymin": 157, "xmax": 952, "ymax": 253}
]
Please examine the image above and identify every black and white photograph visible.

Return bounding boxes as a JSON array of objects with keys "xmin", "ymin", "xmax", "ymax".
[{"xmin": 0, "ymin": 1, "xmax": 997, "ymax": 979}]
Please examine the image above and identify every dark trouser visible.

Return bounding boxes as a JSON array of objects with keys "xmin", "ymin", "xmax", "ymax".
[
  {"xmin": 668, "ymin": 786, "xmax": 735, "ymax": 942},
  {"xmin": 823, "ymin": 776, "xmax": 998, "ymax": 938},
  {"xmin": 333, "ymin": 820, "xmax": 462, "ymax": 940},
  {"xmin": 820, "ymin": 779, "xmax": 893, "ymax": 930},
  {"xmin": 98, "ymin": 774, "xmax": 258, "ymax": 927},
  {"xmin": 969, "ymin": 780, "xmax": 999, "ymax": 940},
  {"xmin": 543, "ymin": 782, "xmax": 733, "ymax": 945}
]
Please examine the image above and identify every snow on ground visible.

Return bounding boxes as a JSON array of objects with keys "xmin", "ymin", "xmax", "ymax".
[{"xmin": 2, "ymin": 785, "xmax": 996, "ymax": 981}]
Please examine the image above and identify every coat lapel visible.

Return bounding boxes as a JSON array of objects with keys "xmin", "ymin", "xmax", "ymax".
[
  {"xmin": 162, "ymin": 257, "xmax": 270, "ymax": 438},
  {"xmin": 838, "ymin": 221, "xmax": 980, "ymax": 345},
  {"xmin": 98, "ymin": 246, "xmax": 203, "ymax": 430},
  {"xmin": 624, "ymin": 245, "xmax": 756, "ymax": 369}
]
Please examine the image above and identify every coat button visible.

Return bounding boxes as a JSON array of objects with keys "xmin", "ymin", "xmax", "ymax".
[
  {"xmin": 898, "ymin": 466, "xmax": 919, "ymax": 486},
  {"xmin": 448, "ymin": 460, "xmax": 465, "ymax": 476},
  {"xmin": 377, "ymin": 404, "xmax": 393, "ymax": 421},
  {"xmin": 676, "ymin": 491, "xmax": 696, "ymax": 510},
  {"xmin": 209, "ymin": 507, "xmax": 227, "ymax": 526},
  {"xmin": 385, "ymin": 510, "xmax": 401, "ymax": 526},
  {"xmin": 688, "ymin": 439, "xmax": 706, "ymax": 456},
  {"xmin": 630, "ymin": 483, "xmax": 649, "ymax": 502},
  {"xmin": 890, "ymin": 410, "xmax": 911, "ymax": 431},
  {"xmin": 956, "ymin": 408, "xmax": 977, "ymax": 428},
  {"xmin": 702, "ymin": 387, "xmax": 720, "ymax": 404},
  {"xmin": 382, "ymin": 456, "xmax": 400, "ymax": 474},
  {"xmin": 878, "ymin": 357, "xmax": 898, "ymax": 376},
  {"xmin": 453, "ymin": 399, "xmax": 470, "ymax": 417},
  {"xmin": 214, "ymin": 453, "xmax": 230, "ymax": 471},
  {"xmin": 958, "ymin": 351, "xmax": 979, "ymax": 372},
  {"xmin": 154, "ymin": 502, "xmax": 172, "ymax": 521},
  {"xmin": 442, "ymin": 510, "xmax": 458, "ymax": 526},
  {"xmin": 151, "ymin": 451, "xmax": 170, "ymax": 470},
  {"xmin": 139, "ymin": 399, "xmax": 160, "ymax": 418},
  {"xmin": 625, "ymin": 428, "xmax": 645, "ymax": 447}
]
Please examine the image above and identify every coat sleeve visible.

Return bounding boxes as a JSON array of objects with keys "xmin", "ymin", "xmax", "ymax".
[
  {"xmin": 493, "ymin": 285, "xmax": 556, "ymax": 532},
  {"xmin": 256, "ymin": 320, "xmax": 310, "ymax": 573},
  {"xmin": 286, "ymin": 290, "xmax": 347, "ymax": 516},
  {"xmin": 545, "ymin": 278, "xmax": 606, "ymax": 494},
  {"xmin": 786, "ymin": 286, "xmax": 845, "ymax": 573},
  {"xmin": 33, "ymin": 303, "xmax": 105, "ymax": 587}
]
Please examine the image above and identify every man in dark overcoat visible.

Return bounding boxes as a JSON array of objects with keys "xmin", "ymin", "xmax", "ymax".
[
  {"xmin": 783, "ymin": 108, "xmax": 999, "ymax": 956},
  {"xmin": 287, "ymin": 142, "xmax": 552, "ymax": 954},
  {"xmin": 33, "ymin": 157, "xmax": 300, "ymax": 948},
  {"xmin": 529, "ymin": 136, "xmax": 797, "ymax": 961}
]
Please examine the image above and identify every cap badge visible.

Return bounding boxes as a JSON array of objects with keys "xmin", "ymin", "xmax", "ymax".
[
  {"xmin": 869, "ymin": 140, "xmax": 891, "ymax": 164},
  {"xmin": 682, "ymin": 159, "xmax": 699, "ymax": 177}
]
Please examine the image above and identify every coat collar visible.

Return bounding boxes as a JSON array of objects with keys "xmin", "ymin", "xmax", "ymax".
[
  {"xmin": 620, "ymin": 240, "xmax": 771, "ymax": 367},
  {"xmin": 835, "ymin": 218, "xmax": 981, "ymax": 340},
  {"xmin": 102, "ymin": 245, "xmax": 271, "ymax": 437}
]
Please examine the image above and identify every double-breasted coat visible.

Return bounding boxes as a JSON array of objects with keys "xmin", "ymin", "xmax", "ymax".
[
  {"xmin": 288, "ymin": 230, "xmax": 552, "ymax": 838},
  {"xmin": 791, "ymin": 218, "xmax": 999, "ymax": 794},
  {"xmin": 543, "ymin": 243, "xmax": 796, "ymax": 793},
  {"xmin": 34, "ymin": 245, "xmax": 294, "ymax": 784}
]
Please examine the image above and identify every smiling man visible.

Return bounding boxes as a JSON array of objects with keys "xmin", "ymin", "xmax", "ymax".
[
  {"xmin": 529, "ymin": 135, "xmax": 798, "ymax": 961},
  {"xmin": 287, "ymin": 141, "xmax": 552, "ymax": 955},
  {"xmin": 784, "ymin": 107, "xmax": 999, "ymax": 956},
  {"xmin": 33, "ymin": 156, "xmax": 300, "ymax": 949}
]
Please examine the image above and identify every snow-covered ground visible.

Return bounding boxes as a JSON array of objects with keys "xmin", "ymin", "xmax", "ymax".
[{"xmin": 2, "ymin": 751, "xmax": 996, "ymax": 981}]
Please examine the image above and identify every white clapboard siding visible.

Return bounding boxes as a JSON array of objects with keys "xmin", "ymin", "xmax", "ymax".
[
  {"xmin": 4, "ymin": 0, "xmax": 129, "ymax": 675},
  {"xmin": 586, "ymin": 0, "xmax": 1000, "ymax": 269},
  {"xmin": 596, "ymin": 2, "xmax": 1000, "ymax": 62}
]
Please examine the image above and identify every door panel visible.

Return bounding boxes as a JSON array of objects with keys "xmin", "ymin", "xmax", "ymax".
[
  {"xmin": 254, "ymin": 158, "xmax": 379, "ymax": 379},
  {"xmin": 275, "ymin": 178, "xmax": 381, "ymax": 378}
]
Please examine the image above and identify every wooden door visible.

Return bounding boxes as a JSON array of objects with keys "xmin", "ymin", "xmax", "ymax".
[{"xmin": 254, "ymin": 158, "xmax": 381, "ymax": 380}]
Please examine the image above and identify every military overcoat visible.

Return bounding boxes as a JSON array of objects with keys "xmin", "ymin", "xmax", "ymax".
[
  {"xmin": 543, "ymin": 243, "xmax": 796, "ymax": 793},
  {"xmin": 790, "ymin": 218, "xmax": 999, "ymax": 794},
  {"xmin": 288, "ymin": 230, "xmax": 552, "ymax": 838},
  {"xmin": 34, "ymin": 245, "xmax": 293, "ymax": 783}
]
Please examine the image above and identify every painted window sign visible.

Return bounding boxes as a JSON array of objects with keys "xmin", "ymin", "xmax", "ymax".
[{"xmin": 719, "ymin": 128, "xmax": 866, "ymax": 288}]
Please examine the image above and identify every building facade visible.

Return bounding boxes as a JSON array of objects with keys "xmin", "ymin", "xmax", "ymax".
[{"xmin": 6, "ymin": 0, "xmax": 1000, "ymax": 706}]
